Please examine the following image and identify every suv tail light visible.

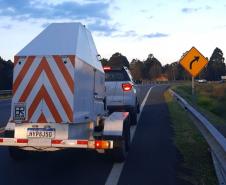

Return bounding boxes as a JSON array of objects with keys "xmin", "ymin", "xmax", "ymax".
[
  {"xmin": 103, "ymin": 66, "xmax": 111, "ymax": 71},
  {"xmin": 122, "ymin": 83, "xmax": 133, "ymax": 92}
]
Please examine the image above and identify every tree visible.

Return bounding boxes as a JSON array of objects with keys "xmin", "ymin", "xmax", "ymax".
[
  {"xmin": 206, "ymin": 47, "xmax": 226, "ymax": 81},
  {"xmin": 0, "ymin": 57, "xmax": 13, "ymax": 90},
  {"xmin": 163, "ymin": 62, "xmax": 190, "ymax": 81},
  {"xmin": 100, "ymin": 58, "xmax": 108, "ymax": 67},
  {"xmin": 129, "ymin": 59, "xmax": 144, "ymax": 81},
  {"xmin": 108, "ymin": 52, "xmax": 129, "ymax": 68},
  {"xmin": 163, "ymin": 63, "xmax": 177, "ymax": 80},
  {"xmin": 176, "ymin": 63, "xmax": 190, "ymax": 80},
  {"xmin": 143, "ymin": 54, "xmax": 162, "ymax": 80}
]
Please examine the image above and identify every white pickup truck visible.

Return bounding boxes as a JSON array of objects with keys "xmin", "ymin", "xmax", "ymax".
[
  {"xmin": 0, "ymin": 23, "xmax": 130, "ymax": 162},
  {"xmin": 104, "ymin": 66, "xmax": 140, "ymax": 125}
]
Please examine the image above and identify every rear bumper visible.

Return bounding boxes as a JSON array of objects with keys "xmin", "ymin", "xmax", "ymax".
[
  {"xmin": 1, "ymin": 112, "xmax": 130, "ymax": 151},
  {"xmin": 0, "ymin": 123, "xmax": 114, "ymax": 150},
  {"xmin": 0, "ymin": 137, "xmax": 114, "ymax": 150}
]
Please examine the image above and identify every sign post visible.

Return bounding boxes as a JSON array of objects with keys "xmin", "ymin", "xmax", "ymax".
[
  {"xmin": 192, "ymin": 76, "xmax": 195, "ymax": 95},
  {"xmin": 179, "ymin": 47, "xmax": 208, "ymax": 96}
]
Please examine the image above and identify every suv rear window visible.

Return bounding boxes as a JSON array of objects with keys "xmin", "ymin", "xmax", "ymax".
[{"xmin": 105, "ymin": 70, "xmax": 130, "ymax": 81}]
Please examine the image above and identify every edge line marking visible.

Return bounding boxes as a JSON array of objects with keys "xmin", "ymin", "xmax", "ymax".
[{"xmin": 105, "ymin": 85, "xmax": 156, "ymax": 185}]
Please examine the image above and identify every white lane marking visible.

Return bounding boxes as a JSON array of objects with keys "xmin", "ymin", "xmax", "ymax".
[
  {"xmin": 131, "ymin": 86, "xmax": 154, "ymax": 138},
  {"xmin": 105, "ymin": 86, "xmax": 155, "ymax": 185}
]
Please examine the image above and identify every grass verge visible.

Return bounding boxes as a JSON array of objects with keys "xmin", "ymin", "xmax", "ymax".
[
  {"xmin": 172, "ymin": 83, "xmax": 226, "ymax": 137},
  {"xmin": 0, "ymin": 95, "xmax": 12, "ymax": 100},
  {"xmin": 164, "ymin": 90, "xmax": 217, "ymax": 185}
]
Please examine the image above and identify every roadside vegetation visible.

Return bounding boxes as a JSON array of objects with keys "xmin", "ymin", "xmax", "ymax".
[
  {"xmin": 1, "ymin": 46, "xmax": 225, "ymax": 89},
  {"xmin": 172, "ymin": 83, "xmax": 226, "ymax": 136},
  {"xmin": 164, "ymin": 91, "xmax": 217, "ymax": 185},
  {"xmin": 0, "ymin": 57, "xmax": 13, "ymax": 90},
  {"xmin": 0, "ymin": 95, "xmax": 12, "ymax": 99}
]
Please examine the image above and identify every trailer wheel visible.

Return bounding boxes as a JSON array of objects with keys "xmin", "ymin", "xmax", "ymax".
[
  {"xmin": 4, "ymin": 130, "xmax": 14, "ymax": 138},
  {"xmin": 111, "ymin": 140, "xmax": 127, "ymax": 162},
  {"xmin": 125, "ymin": 120, "xmax": 131, "ymax": 151},
  {"xmin": 8, "ymin": 147, "xmax": 28, "ymax": 161},
  {"xmin": 136, "ymin": 99, "xmax": 140, "ymax": 114},
  {"xmin": 110, "ymin": 119, "xmax": 130, "ymax": 162},
  {"xmin": 130, "ymin": 109, "xmax": 137, "ymax": 125}
]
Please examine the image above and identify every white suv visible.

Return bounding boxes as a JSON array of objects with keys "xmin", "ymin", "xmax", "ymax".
[{"xmin": 104, "ymin": 66, "xmax": 140, "ymax": 125}]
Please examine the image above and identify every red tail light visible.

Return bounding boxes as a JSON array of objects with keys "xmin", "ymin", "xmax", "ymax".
[
  {"xmin": 77, "ymin": 140, "xmax": 88, "ymax": 145},
  {"xmin": 17, "ymin": 139, "xmax": 28, "ymax": 143},
  {"xmin": 51, "ymin": 139, "xmax": 62, "ymax": 144},
  {"xmin": 122, "ymin": 83, "xmax": 133, "ymax": 91},
  {"xmin": 103, "ymin": 66, "xmax": 111, "ymax": 71}
]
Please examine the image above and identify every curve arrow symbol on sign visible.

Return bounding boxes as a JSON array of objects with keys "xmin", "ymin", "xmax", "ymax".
[{"xmin": 189, "ymin": 56, "xmax": 200, "ymax": 70}]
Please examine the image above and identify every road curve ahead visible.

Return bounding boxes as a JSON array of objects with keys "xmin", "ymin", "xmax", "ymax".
[{"xmin": 118, "ymin": 85, "xmax": 179, "ymax": 185}]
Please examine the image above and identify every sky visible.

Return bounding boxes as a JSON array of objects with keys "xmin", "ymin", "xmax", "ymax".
[{"xmin": 0, "ymin": 0, "xmax": 226, "ymax": 65}]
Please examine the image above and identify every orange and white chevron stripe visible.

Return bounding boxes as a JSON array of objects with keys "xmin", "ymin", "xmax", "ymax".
[{"xmin": 12, "ymin": 55, "xmax": 75, "ymax": 123}]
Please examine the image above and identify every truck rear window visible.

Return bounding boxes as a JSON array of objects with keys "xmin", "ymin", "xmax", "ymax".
[{"xmin": 105, "ymin": 70, "xmax": 130, "ymax": 81}]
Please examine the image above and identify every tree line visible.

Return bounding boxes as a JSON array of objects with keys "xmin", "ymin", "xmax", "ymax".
[
  {"xmin": 0, "ymin": 57, "xmax": 13, "ymax": 90},
  {"xmin": 0, "ymin": 47, "xmax": 225, "ymax": 89},
  {"xmin": 101, "ymin": 47, "xmax": 226, "ymax": 82}
]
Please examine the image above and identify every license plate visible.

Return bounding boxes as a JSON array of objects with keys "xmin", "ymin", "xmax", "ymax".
[{"xmin": 27, "ymin": 128, "xmax": 55, "ymax": 138}]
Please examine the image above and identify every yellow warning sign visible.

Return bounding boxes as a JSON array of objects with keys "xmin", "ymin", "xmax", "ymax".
[{"xmin": 180, "ymin": 47, "xmax": 208, "ymax": 77}]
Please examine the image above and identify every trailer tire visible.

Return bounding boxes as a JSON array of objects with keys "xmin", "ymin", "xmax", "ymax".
[
  {"xmin": 136, "ymin": 99, "xmax": 140, "ymax": 114},
  {"xmin": 130, "ymin": 109, "xmax": 137, "ymax": 125},
  {"xmin": 4, "ymin": 130, "xmax": 14, "ymax": 138},
  {"xmin": 8, "ymin": 147, "xmax": 28, "ymax": 161},
  {"xmin": 110, "ymin": 119, "xmax": 130, "ymax": 162},
  {"xmin": 111, "ymin": 140, "xmax": 127, "ymax": 162}
]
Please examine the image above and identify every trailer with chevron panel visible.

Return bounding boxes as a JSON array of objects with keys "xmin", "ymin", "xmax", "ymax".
[{"xmin": 0, "ymin": 23, "xmax": 130, "ymax": 162}]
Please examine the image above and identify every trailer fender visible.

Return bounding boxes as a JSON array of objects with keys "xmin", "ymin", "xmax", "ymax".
[
  {"xmin": 103, "ymin": 112, "xmax": 129, "ymax": 137},
  {"xmin": 103, "ymin": 112, "xmax": 130, "ymax": 162},
  {"xmin": 5, "ymin": 122, "xmax": 15, "ymax": 131}
]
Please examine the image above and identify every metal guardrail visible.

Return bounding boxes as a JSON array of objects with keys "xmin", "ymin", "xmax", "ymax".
[
  {"xmin": 169, "ymin": 89, "xmax": 226, "ymax": 185},
  {"xmin": 0, "ymin": 90, "xmax": 12, "ymax": 96}
]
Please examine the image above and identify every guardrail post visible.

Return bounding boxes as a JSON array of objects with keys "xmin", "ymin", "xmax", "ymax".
[{"xmin": 192, "ymin": 77, "xmax": 195, "ymax": 96}]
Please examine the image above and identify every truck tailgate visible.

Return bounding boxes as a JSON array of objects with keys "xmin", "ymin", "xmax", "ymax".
[{"xmin": 106, "ymin": 81, "xmax": 124, "ymax": 106}]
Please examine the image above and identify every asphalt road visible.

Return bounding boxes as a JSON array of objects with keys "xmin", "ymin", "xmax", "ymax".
[
  {"xmin": 118, "ymin": 85, "xmax": 178, "ymax": 185},
  {"xmin": 0, "ymin": 85, "xmax": 179, "ymax": 185}
]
